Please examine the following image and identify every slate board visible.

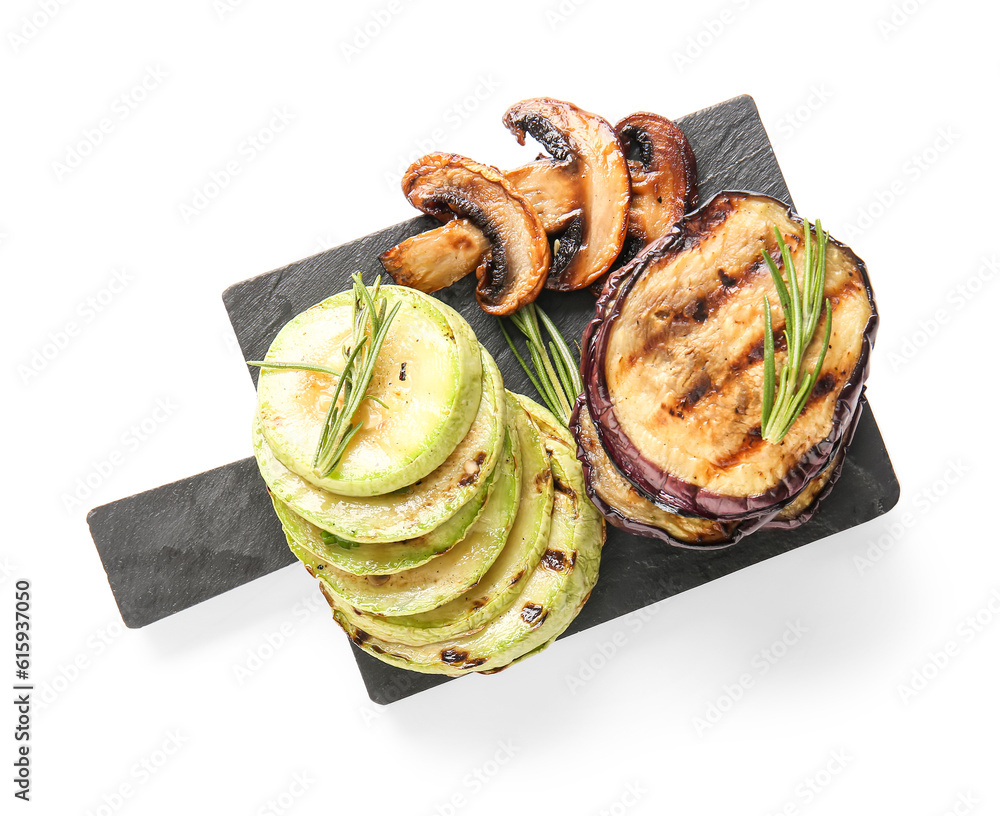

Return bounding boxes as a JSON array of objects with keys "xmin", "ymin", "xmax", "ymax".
[{"xmin": 88, "ymin": 95, "xmax": 900, "ymax": 704}]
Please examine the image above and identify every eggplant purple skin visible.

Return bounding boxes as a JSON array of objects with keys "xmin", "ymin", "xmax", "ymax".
[
  {"xmin": 580, "ymin": 190, "xmax": 879, "ymax": 522},
  {"xmin": 569, "ymin": 395, "xmax": 772, "ymax": 549},
  {"xmin": 570, "ymin": 393, "xmax": 862, "ymax": 547},
  {"xmin": 758, "ymin": 397, "xmax": 862, "ymax": 531}
]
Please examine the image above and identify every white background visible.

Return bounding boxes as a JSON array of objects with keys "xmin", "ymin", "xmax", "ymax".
[{"xmin": 3, "ymin": 0, "xmax": 998, "ymax": 814}]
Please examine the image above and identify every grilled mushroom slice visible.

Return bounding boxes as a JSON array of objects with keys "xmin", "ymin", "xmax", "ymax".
[
  {"xmin": 380, "ymin": 220, "xmax": 489, "ymax": 295},
  {"xmin": 380, "ymin": 98, "xmax": 628, "ymax": 295},
  {"xmin": 504, "ymin": 98, "xmax": 630, "ymax": 290},
  {"xmin": 583, "ymin": 191, "xmax": 877, "ymax": 521},
  {"xmin": 615, "ymin": 112, "xmax": 698, "ymax": 267},
  {"xmin": 400, "ymin": 152, "xmax": 550, "ymax": 316},
  {"xmin": 590, "ymin": 112, "xmax": 699, "ymax": 295}
]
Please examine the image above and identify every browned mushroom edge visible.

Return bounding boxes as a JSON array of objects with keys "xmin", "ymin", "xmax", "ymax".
[
  {"xmin": 503, "ymin": 98, "xmax": 630, "ymax": 291},
  {"xmin": 400, "ymin": 152, "xmax": 550, "ymax": 316},
  {"xmin": 380, "ymin": 97, "xmax": 630, "ymax": 296},
  {"xmin": 590, "ymin": 113, "xmax": 699, "ymax": 296}
]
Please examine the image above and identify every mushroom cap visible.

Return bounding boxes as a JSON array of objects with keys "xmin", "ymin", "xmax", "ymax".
[
  {"xmin": 401, "ymin": 152, "xmax": 550, "ymax": 316},
  {"xmin": 503, "ymin": 98, "xmax": 630, "ymax": 291}
]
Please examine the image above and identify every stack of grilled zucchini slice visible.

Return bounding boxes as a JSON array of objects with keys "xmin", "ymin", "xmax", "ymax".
[{"xmin": 252, "ymin": 285, "xmax": 604, "ymax": 676}]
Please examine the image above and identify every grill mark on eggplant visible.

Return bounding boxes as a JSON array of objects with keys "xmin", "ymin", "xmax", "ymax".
[
  {"xmin": 590, "ymin": 192, "xmax": 877, "ymax": 514},
  {"xmin": 642, "ymin": 278, "xmax": 855, "ymax": 422},
  {"xmin": 629, "ymin": 254, "xmax": 773, "ymax": 366},
  {"xmin": 708, "ymin": 378, "xmax": 840, "ymax": 471},
  {"xmin": 710, "ymin": 426, "xmax": 764, "ymax": 470}
]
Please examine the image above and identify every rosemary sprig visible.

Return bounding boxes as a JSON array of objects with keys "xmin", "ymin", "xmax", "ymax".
[
  {"xmin": 249, "ymin": 274, "xmax": 401, "ymax": 477},
  {"xmin": 760, "ymin": 220, "xmax": 833, "ymax": 443},
  {"xmin": 499, "ymin": 303, "xmax": 583, "ymax": 427}
]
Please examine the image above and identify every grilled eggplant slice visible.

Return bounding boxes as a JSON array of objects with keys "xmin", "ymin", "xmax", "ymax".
[
  {"xmin": 583, "ymin": 191, "xmax": 877, "ymax": 521},
  {"xmin": 571, "ymin": 399, "xmax": 746, "ymax": 547},
  {"xmin": 398, "ymin": 152, "xmax": 549, "ymax": 316},
  {"xmin": 572, "ymin": 397, "xmax": 851, "ymax": 546}
]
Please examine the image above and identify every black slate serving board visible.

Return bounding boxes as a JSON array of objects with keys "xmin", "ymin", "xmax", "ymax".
[{"xmin": 89, "ymin": 95, "xmax": 899, "ymax": 704}]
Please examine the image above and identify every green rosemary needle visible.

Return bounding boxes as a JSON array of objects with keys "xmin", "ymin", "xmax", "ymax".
[
  {"xmin": 249, "ymin": 274, "xmax": 401, "ymax": 477},
  {"xmin": 760, "ymin": 220, "xmax": 833, "ymax": 444},
  {"xmin": 499, "ymin": 302, "xmax": 583, "ymax": 427}
]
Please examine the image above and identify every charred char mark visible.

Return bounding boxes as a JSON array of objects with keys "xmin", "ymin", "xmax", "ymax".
[
  {"xmin": 717, "ymin": 268, "xmax": 738, "ymax": 287},
  {"xmin": 457, "ymin": 452, "xmax": 488, "ymax": 487},
  {"xmin": 509, "ymin": 568, "xmax": 526, "ymax": 587},
  {"xmin": 534, "ymin": 469, "xmax": 553, "ymax": 493},
  {"xmin": 352, "ymin": 628, "xmax": 371, "ymax": 644},
  {"xmin": 678, "ymin": 370, "xmax": 712, "ymax": 410},
  {"xmin": 399, "ymin": 362, "xmax": 407, "ymax": 381},
  {"xmin": 741, "ymin": 332, "xmax": 788, "ymax": 370},
  {"xmin": 440, "ymin": 648, "xmax": 487, "ymax": 668},
  {"xmin": 712, "ymin": 426, "xmax": 765, "ymax": 470},
  {"xmin": 812, "ymin": 371, "xmax": 837, "ymax": 398},
  {"xmin": 541, "ymin": 548, "xmax": 577, "ymax": 572},
  {"xmin": 520, "ymin": 603, "xmax": 548, "ymax": 628},
  {"xmin": 552, "ymin": 470, "xmax": 577, "ymax": 499},
  {"xmin": 684, "ymin": 297, "xmax": 709, "ymax": 323}
]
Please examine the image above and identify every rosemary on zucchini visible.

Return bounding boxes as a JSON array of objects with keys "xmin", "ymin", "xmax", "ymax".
[
  {"xmin": 760, "ymin": 220, "xmax": 833, "ymax": 444},
  {"xmin": 499, "ymin": 302, "xmax": 582, "ymax": 427},
  {"xmin": 249, "ymin": 274, "xmax": 401, "ymax": 477}
]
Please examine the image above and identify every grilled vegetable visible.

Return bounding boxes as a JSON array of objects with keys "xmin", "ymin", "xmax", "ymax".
[
  {"xmin": 257, "ymin": 285, "xmax": 482, "ymax": 497},
  {"xmin": 327, "ymin": 396, "xmax": 603, "ymax": 675},
  {"xmin": 395, "ymin": 153, "xmax": 550, "ymax": 316},
  {"xmin": 304, "ymin": 425, "xmax": 520, "ymax": 616},
  {"xmin": 381, "ymin": 98, "xmax": 630, "ymax": 298},
  {"xmin": 324, "ymin": 394, "xmax": 555, "ymax": 642},
  {"xmin": 268, "ymin": 460, "xmax": 496, "ymax": 576},
  {"xmin": 572, "ymin": 397, "xmax": 850, "ymax": 546},
  {"xmin": 613, "ymin": 112, "xmax": 698, "ymax": 269},
  {"xmin": 582, "ymin": 191, "xmax": 877, "ymax": 521},
  {"xmin": 571, "ymin": 399, "xmax": 745, "ymax": 547},
  {"xmin": 254, "ymin": 347, "xmax": 506, "ymax": 543},
  {"xmin": 380, "ymin": 220, "xmax": 490, "ymax": 295},
  {"xmin": 503, "ymin": 98, "xmax": 630, "ymax": 290}
]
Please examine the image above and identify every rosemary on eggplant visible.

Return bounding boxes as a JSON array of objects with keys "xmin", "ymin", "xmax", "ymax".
[
  {"xmin": 499, "ymin": 302, "xmax": 582, "ymax": 427},
  {"xmin": 249, "ymin": 274, "xmax": 401, "ymax": 477},
  {"xmin": 760, "ymin": 220, "xmax": 833, "ymax": 444}
]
